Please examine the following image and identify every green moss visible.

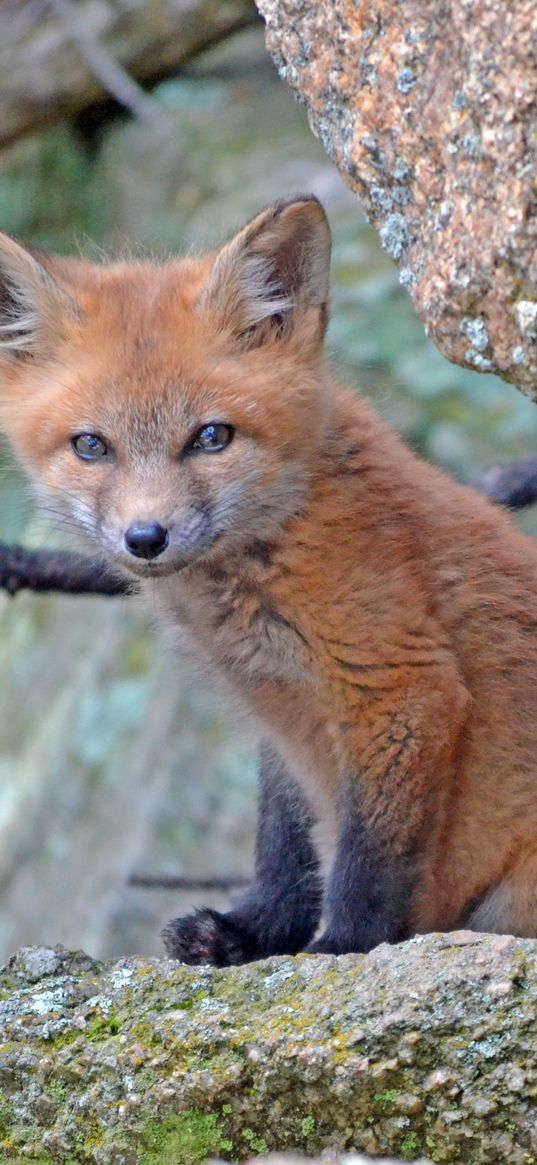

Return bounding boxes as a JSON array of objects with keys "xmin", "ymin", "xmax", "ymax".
[
  {"xmin": 130, "ymin": 1019, "xmax": 163, "ymax": 1050},
  {"xmin": 375, "ymin": 1089, "xmax": 401, "ymax": 1108},
  {"xmin": 300, "ymin": 1116, "xmax": 315, "ymax": 1137},
  {"xmin": 64, "ymin": 1114, "xmax": 120, "ymax": 1163},
  {"xmin": 87, "ymin": 1013, "xmax": 121, "ymax": 1041},
  {"xmin": 45, "ymin": 1081, "xmax": 67, "ymax": 1103},
  {"xmin": 0, "ymin": 1095, "xmax": 14, "ymax": 1140},
  {"xmin": 138, "ymin": 1111, "xmax": 233, "ymax": 1165},
  {"xmin": 241, "ymin": 1128, "xmax": 268, "ymax": 1155},
  {"xmin": 44, "ymin": 1028, "xmax": 80, "ymax": 1050},
  {"xmin": 400, "ymin": 1131, "xmax": 419, "ymax": 1159}
]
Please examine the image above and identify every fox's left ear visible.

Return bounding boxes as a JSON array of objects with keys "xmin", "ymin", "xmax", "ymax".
[
  {"xmin": 198, "ymin": 196, "xmax": 331, "ymax": 349},
  {"xmin": 0, "ymin": 233, "xmax": 78, "ymax": 361}
]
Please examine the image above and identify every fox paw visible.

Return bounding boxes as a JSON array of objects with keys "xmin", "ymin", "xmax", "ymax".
[{"xmin": 161, "ymin": 908, "xmax": 256, "ymax": 966}]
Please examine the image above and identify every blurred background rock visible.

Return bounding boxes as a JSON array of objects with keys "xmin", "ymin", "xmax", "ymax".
[{"xmin": 1, "ymin": 22, "xmax": 537, "ymax": 962}]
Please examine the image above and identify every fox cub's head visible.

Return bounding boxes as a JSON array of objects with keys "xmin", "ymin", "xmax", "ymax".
[{"xmin": 0, "ymin": 198, "xmax": 330, "ymax": 577}]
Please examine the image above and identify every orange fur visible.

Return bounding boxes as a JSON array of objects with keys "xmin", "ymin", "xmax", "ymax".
[{"xmin": 2, "ymin": 198, "xmax": 537, "ymax": 943}]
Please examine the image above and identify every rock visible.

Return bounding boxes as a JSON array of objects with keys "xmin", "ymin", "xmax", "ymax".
[
  {"xmin": 0, "ymin": 932, "xmax": 536, "ymax": 1163},
  {"xmin": 257, "ymin": 0, "xmax": 537, "ymax": 399}
]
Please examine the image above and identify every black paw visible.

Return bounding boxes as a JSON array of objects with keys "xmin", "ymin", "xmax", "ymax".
[{"xmin": 161, "ymin": 908, "xmax": 258, "ymax": 966}]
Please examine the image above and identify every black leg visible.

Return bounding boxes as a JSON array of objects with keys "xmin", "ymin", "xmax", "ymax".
[
  {"xmin": 162, "ymin": 742, "xmax": 322, "ymax": 965},
  {"xmin": 308, "ymin": 783, "xmax": 415, "ymax": 955}
]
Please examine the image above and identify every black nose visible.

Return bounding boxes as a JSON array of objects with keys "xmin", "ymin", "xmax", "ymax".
[{"xmin": 125, "ymin": 522, "xmax": 169, "ymax": 560}]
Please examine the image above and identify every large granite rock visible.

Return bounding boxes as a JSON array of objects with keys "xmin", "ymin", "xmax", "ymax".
[
  {"xmin": 258, "ymin": 0, "xmax": 537, "ymax": 399},
  {"xmin": 0, "ymin": 932, "xmax": 536, "ymax": 1163}
]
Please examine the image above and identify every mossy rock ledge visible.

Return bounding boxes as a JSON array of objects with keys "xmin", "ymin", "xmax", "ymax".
[{"xmin": 0, "ymin": 932, "xmax": 535, "ymax": 1164}]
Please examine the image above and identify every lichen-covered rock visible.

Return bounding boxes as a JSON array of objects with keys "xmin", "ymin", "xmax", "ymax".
[
  {"xmin": 0, "ymin": 933, "xmax": 536, "ymax": 1163},
  {"xmin": 257, "ymin": 0, "xmax": 537, "ymax": 399}
]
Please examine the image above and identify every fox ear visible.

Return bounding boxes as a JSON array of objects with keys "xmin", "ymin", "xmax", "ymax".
[
  {"xmin": 0, "ymin": 233, "xmax": 77, "ymax": 360},
  {"xmin": 198, "ymin": 196, "xmax": 331, "ymax": 348}
]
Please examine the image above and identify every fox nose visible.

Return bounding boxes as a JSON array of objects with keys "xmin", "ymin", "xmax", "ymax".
[{"xmin": 125, "ymin": 522, "xmax": 169, "ymax": 560}]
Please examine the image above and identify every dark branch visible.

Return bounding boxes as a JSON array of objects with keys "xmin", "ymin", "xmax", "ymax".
[
  {"xmin": 48, "ymin": 0, "xmax": 160, "ymax": 126},
  {"xmin": 0, "ymin": 543, "xmax": 131, "ymax": 597},
  {"xmin": 129, "ymin": 873, "xmax": 251, "ymax": 891},
  {"xmin": 471, "ymin": 454, "xmax": 537, "ymax": 510}
]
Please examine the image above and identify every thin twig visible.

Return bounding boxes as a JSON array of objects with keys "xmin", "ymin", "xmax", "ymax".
[
  {"xmin": 129, "ymin": 873, "xmax": 251, "ymax": 891},
  {"xmin": 48, "ymin": 0, "xmax": 160, "ymax": 124}
]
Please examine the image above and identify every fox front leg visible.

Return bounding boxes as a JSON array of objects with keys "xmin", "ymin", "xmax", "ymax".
[
  {"xmin": 162, "ymin": 743, "xmax": 322, "ymax": 965},
  {"xmin": 310, "ymin": 671, "xmax": 469, "ymax": 955},
  {"xmin": 307, "ymin": 783, "xmax": 415, "ymax": 954}
]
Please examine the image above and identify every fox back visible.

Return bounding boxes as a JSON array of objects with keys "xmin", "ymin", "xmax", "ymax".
[{"xmin": 2, "ymin": 196, "xmax": 537, "ymax": 963}]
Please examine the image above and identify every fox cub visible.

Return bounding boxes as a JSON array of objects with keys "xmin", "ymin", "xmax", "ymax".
[{"xmin": 2, "ymin": 197, "xmax": 537, "ymax": 963}]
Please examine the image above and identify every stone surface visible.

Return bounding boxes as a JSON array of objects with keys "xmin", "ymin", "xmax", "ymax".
[
  {"xmin": 0, "ymin": 933, "xmax": 536, "ymax": 1163},
  {"xmin": 258, "ymin": 0, "xmax": 537, "ymax": 399}
]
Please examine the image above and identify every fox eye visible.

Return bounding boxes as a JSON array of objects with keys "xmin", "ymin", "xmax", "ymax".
[
  {"xmin": 72, "ymin": 433, "xmax": 108, "ymax": 461},
  {"xmin": 191, "ymin": 423, "xmax": 234, "ymax": 454}
]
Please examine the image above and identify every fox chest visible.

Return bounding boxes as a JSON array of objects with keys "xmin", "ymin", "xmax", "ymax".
[
  {"xmin": 151, "ymin": 570, "xmax": 312, "ymax": 690},
  {"xmin": 150, "ymin": 571, "xmax": 349, "ymax": 832}
]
